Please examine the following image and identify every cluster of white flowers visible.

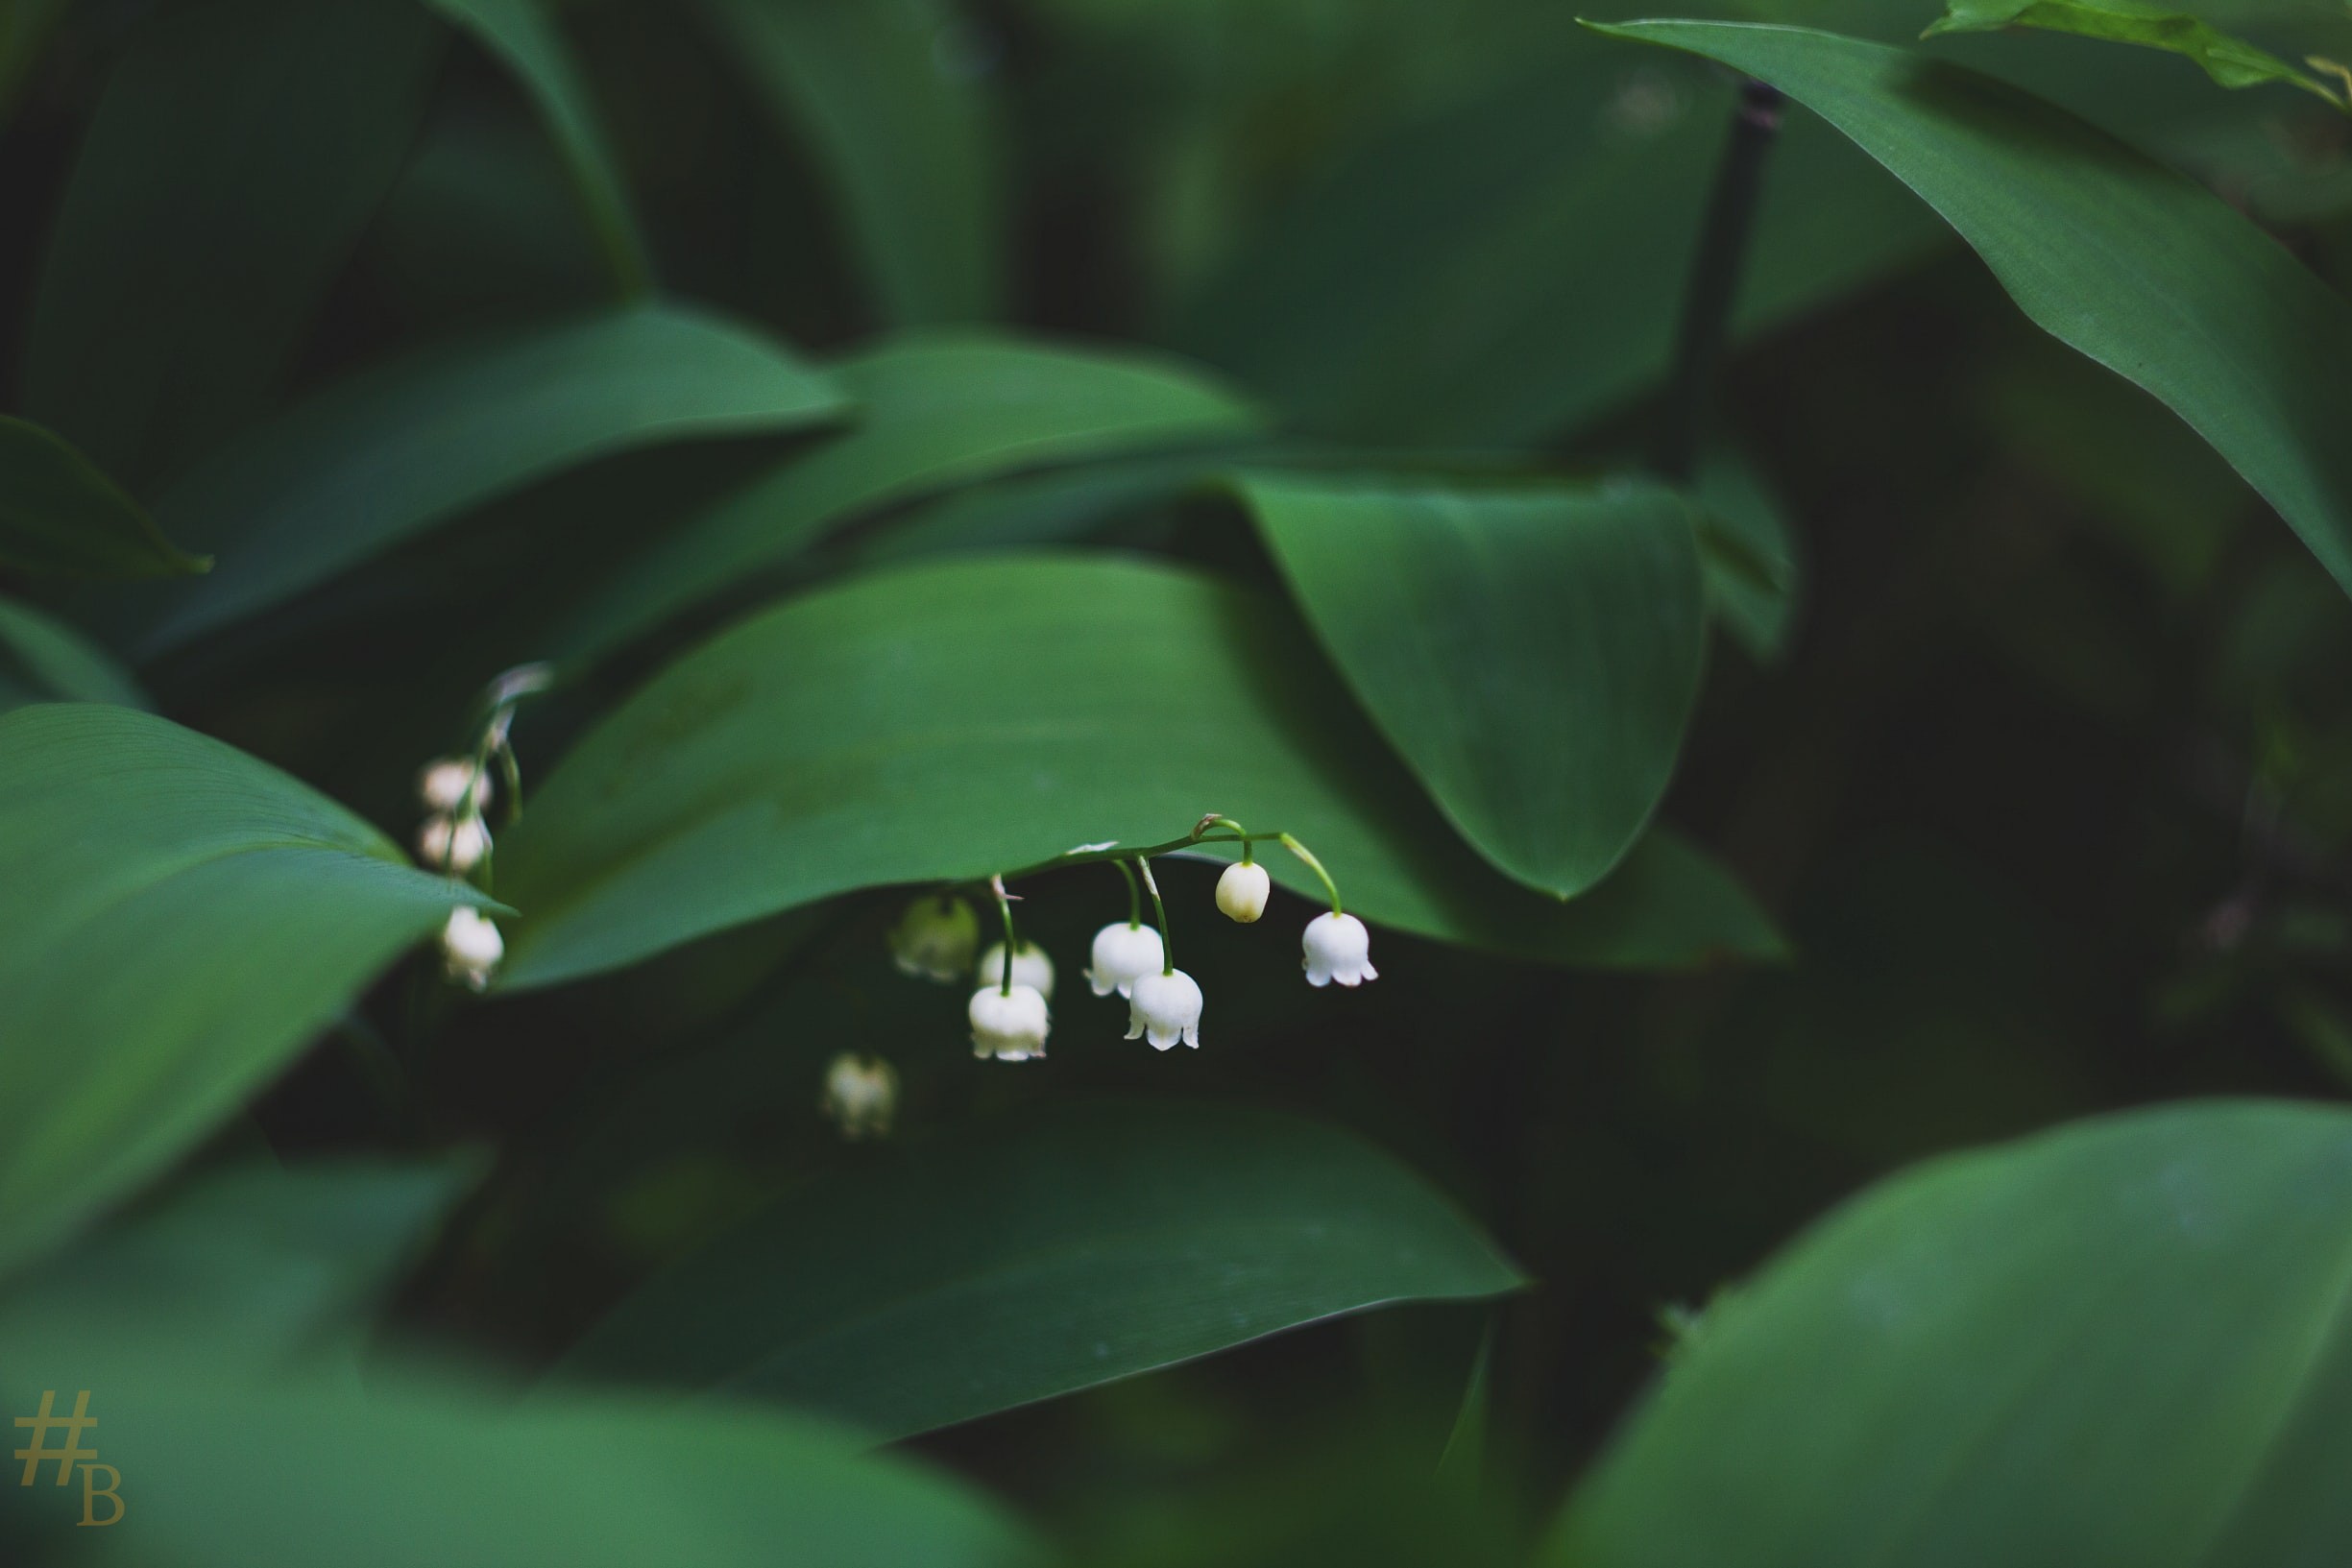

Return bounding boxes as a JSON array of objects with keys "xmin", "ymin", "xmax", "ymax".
[
  {"xmin": 417, "ymin": 757, "xmax": 493, "ymax": 874},
  {"xmin": 424, "ymin": 663, "xmax": 553, "ymax": 994},
  {"xmin": 884, "ymin": 817, "xmax": 1376, "ymax": 1075}
]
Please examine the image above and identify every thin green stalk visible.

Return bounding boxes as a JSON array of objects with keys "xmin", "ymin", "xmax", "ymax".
[
  {"xmin": 1280, "ymin": 833, "xmax": 1343, "ymax": 916},
  {"xmin": 1113, "ymin": 857, "xmax": 1143, "ymax": 928},
  {"xmin": 1136, "ymin": 857, "xmax": 1174, "ymax": 975},
  {"xmin": 990, "ymin": 874, "xmax": 1018, "ymax": 995},
  {"xmin": 1656, "ymin": 78, "xmax": 1784, "ymax": 485}
]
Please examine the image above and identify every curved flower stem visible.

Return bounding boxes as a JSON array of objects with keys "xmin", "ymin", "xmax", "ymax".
[
  {"xmin": 1279, "ymin": 833, "xmax": 1343, "ymax": 917},
  {"xmin": 990, "ymin": 874, "xmax": 1018, "ymax": 995},
  {"xmin": 1113, "ymin": 856, "xmax": 1143, "ymax": 928},
  {"xmin": 493, "ymin": 741, "xmax": 524, "ymax": 828},
  {"xmin": 1135, "ymin": 857, "xmax": 1174, "ymax": 976},
  {"xmin": 1198, "ymin": 814, "xmax": 1253, "ymax": 863}
]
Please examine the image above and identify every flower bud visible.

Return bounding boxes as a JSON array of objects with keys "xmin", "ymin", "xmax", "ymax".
[
  {"xmin": 969, "ymin": 983, "xmax": 1051, "ymax": 1061},
  {"xmin": 888, "ymin": 895, "xmax": 979, "ymax": 983},
  {"xmin": 1084, "ymin": 922, "xmax": 1165, "ymax": 998},
  {"xmin": 1301, "ymin": 911, "xmax": 1377, "ymax": 988},
  {"xmin": 1125, "ymin": 968, "xmax": 1203, "ymax": 1050},
  {"xmin": 821, "ymin": 1052, "xmax": 899, "ymax": 1140},
  {"xmin": 974, "ymin": 940, "xmax": 1055, "ymax": 999},
  {"xmin": 418, "ymin": 812, "xmax": 491, "ymax": 874},
  {"xmin": 1215, "ymin": 860, "xmax": 1272, "ymax": 923},
  {"xmin": 441, "ymin": 906, "xmax": 503, "ymax": 991},
  {"xmin": 418, "ymin": 757, "xmax": 491, "ymax": 814}
]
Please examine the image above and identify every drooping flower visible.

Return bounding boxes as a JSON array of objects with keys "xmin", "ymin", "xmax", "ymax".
[
  {"xmin": 417, "ymin": 757, "xmax": 491, "ymax": 815},
  {"xmin": 974, "ymin": 940, "xmax": 1055, "ymax": 1000},
  {"xmin": 418, "ymin": 812, "xmax": 491, "ymax": 874},
  {"xmin": 441, "ymin": 906, "xmax": 503, "ymax": 991},
  {"xmin": 889, "ymin": 895, "xmax": 979, "ymax": 983},
  {"xmin": 1215, "ymin": 860, "xmax": 1272, "ymax": 924},
  {"xmin": 1301, "ymin": 911, "xmax": 1377, "ymax": 988},
  {"xmin": 1085, "ymin": 922, "xmax": 1165, "ymax": 998},
  {"xmin": 821, "ymin": 1052, "xmax": 899, "ymax": 1139},
  {"xmin": 969, "ymin": 983, "xmax": 1051, "ymax": 1061},
  {"xmin": 1126, "ymin": 968, "xmax": 1203, "ymax": 1050}
]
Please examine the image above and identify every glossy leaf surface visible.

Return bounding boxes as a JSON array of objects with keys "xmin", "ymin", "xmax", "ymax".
[
  {"xmin": 136, "ymin": 303, "xmax": 848, "ymax": 654},
  {"xmin": 1552, "ymin": 1099, "xmax": 2352, "ymax": 1567},
  {"xmin": 1597, "ymin": 19, "xmax": 2352, "ymax": 603},
  {"xmin": 497, "ymin": 555, "xmax": 1782, "ymax": 989},
  {"xmin": 1242, "ymin": 473, "xmax": 1705, "ymax": 899},
  {"xmin": 562, "ymin": 1099, "xmax": 1523, "ymax": 1439},
  {"xmin": 0, "ymin": 706, "xmax": 495, "ymax": 1278}
]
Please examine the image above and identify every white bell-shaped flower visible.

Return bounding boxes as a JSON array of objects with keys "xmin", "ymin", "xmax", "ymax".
[
  {"xmin": 441, "ymin": 906, "xmax": 503, "ymax": 991},
  {"xmin": 974, "ymin": 940, "xmax": 1055, "ymax": 1000},
  {"xmin": 1085, "ymin": 922, "xmax": 1165, "ymax": 998},
  {"xmin": 1301, "ymin": 911, "xmax": 1377, "ymax": 988},
  {"xmin": 889, "ymin": 895, "xmax": 979, "ymax": 983},
  {"xmin": 821, "ymin": 1052, "xmax": 899, "ymax": 1140},
  {"xmin": 1125, "ymin": 969, "xmax": 1203, "ymax": 1050},
  {"xmin": 969, "ymin": 982, "xmax": 1051, "ymax": 1061},
  {"xmin": 418, "ymin": 757, "xmax": 491, "ymax": 814},
  {"xmin": 1215, "ymin": 861, "xmax": 1272, "ymax": 924},
  {"xmin": 418, "ymin": 812, "xmax": 491, "ymax": 874}
]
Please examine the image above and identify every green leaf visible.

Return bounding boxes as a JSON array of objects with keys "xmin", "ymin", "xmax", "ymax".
[
  {"xmin": 697, "ymin": 0, "xmax": 1005, "ymax": 326},
  {"xmin": 497, "ymin": 553, "xmax": 1781, "ymax": 990},
  {"xmin": 1592, "ymin": 19, "xmax": 2352, "ymax": 605},
  {"xmin": 0, "ymin": 596, "xmax": 152, "ymax": 714},
  {"xmin": 1239, "ymin": 474, "xmax": 1704, "ymax": 900},
  {"xmin": 0, "ymin": 705, "xmax": 497, "ymax": 1279},
  {"xmin": 0, "ymin": 1158, "xmax": 476, "ymax": 1361},
  {"xmin": 1926, "ymin": 1, "xmax": 2349, "ymax": 103},
  {"xmin": 551, "ymin": 333, "xmax": 1266, "ymax": 663},
  {"xmin": 0, "ymin": 418, "xmax": 206, "ymax": 579},
  {"xmin": 1548, "ymin": 1099, "xmax": 2352, "ymax": 1567},
  {"xmin": 426, "ymin": 0, "xmax": 654, "ymax": 294},
  {"xmin": 133, "ymin": 303, "xmax": 850, "ymax": 656},
  {"xmin": 558, "ymin": 1098, "xmax": 1523, "ymax": 1439},
  {"xmin": 0, "ymin": 1332, "xmax": 1039, "ymax": 1567},
  {"xmin": 22, "ymin": 0, "xmax": 444, "ymax": 488}
]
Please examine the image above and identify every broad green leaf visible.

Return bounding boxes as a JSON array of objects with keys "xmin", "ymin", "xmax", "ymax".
[
  {"xmin": 1594, "ymin": 19, "xmax": 2352, "ymax": 605},
  {"xmin": 133, "ymin": 303, "xmax": 850, "ymax": 656},
  {"xmin": 558, "ymin": 1098, "xmax": 1523, "ymax": 1439},
  {"xmin": 697, "ymin": 0, "xmax": 1004, "ymax": 325},
  {"xmin": 0, "ymin": 705, "xmax": 497, "ymax": 1279},
  {"xmin": 551, "ymin": 334, "xmax": 1265, "ymax": 663},
  {"xmin": 1549, "ymin": 1098, "xmax": 2352, "ymax": 1567},
  {"xmin": 497, "ymin": 553, "xmax": 1781, "ymax": 990},
  {"xmin": 1927, "ymin": 1, "xmax": 2349, "ymax": 104},
  {"xmin": 0, "ymin": 1158, "xmax": 475, "ymax": 1360},
  {"xmin": 0, "ymin": 418, "xmax": 205, "ymax": 579},
  {"xmin": 427, "ymin": 0, "xmax": 654, "ymax": 294},
  {"xmin": 22, "ymin": 0, "xmax": 443, "ymax": 488},
  {"xmin": 0, "ymin": 597, "xmax": 151, "ymax": 714},
  {"xmin": 1240, "ymin": 474, "xmax": 1705, "ymax": 900},
  {"xmin": 0, "ymin": 1330, "xmax": 1038, "ymax": 1567}
]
